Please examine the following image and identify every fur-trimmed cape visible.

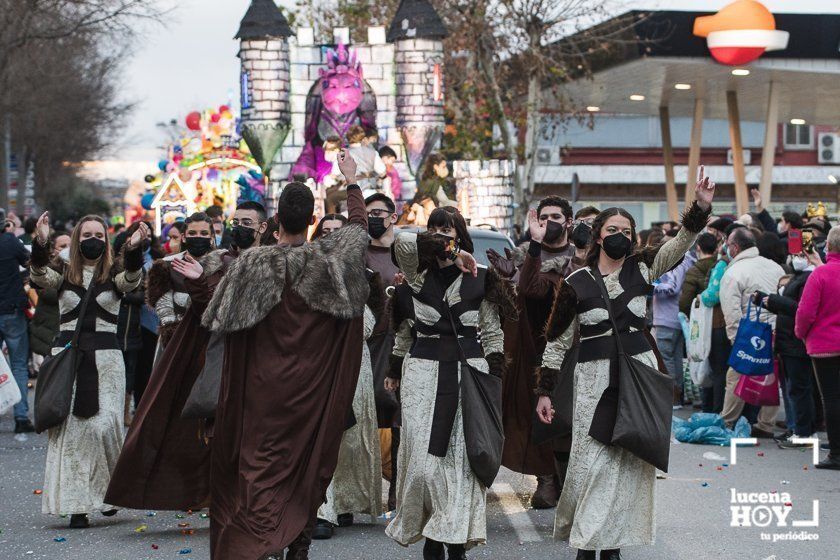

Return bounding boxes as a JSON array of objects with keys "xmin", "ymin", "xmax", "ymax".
[
  {"xmin": 146, "ymin": 250, "xmax": 229, "ymax": 307},
  {"xmin": 202, "ymin": 224, "xmax": 370, "ymax": 333}
]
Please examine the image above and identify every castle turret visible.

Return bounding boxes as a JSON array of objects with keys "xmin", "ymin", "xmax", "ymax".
[
  {"xmin": 388, "ymin": 0, "xmax": 448, "ymax": 190},
  {"xmin": 236, "ymin": 0, "xmax": 293, "ymax": 196}
]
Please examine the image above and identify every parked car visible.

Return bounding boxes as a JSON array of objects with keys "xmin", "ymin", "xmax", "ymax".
[{"xmin": 394, "ymin": 224, "xmax": 514, "ymax": 267}]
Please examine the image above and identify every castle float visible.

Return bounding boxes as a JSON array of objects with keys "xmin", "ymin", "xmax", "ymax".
[{"xmin": 235, "ymin": 0, "xmax": 515, "ymax": 233}]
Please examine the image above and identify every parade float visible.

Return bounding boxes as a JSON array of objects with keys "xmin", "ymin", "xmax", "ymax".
[
  {"xmin": 129, "ymin": 105, "xmax": 266, "ymax": 234},
  {"xmin": 233, "ymin": 0, "xmax": 516, "ymax": 234}
]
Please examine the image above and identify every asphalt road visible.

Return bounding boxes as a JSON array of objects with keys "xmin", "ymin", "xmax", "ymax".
[{"xmin": 2, "ymin": 402, "xmax": 838, "ymax": 560}]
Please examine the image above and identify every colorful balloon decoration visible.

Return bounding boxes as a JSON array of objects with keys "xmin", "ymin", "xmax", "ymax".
[
  {"xmin": 185, "ymin": 111, "xmax": 202, "ymax": 131},
  {"xmin": 141, "ymin": 193, "xmax": 155, "ymax": 210},
  {"xmin": 134, "ymin": 104, "xmax": 261, "ymax": 231}
]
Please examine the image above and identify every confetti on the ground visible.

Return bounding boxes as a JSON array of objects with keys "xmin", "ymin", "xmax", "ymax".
[
  {"xmin": 146, "ymin": 511, "xmax": 157, "ymax": 517},
  {"xmin": 784, "ymin": 501, "xmax": 792, "ymax": 507},
  {"xmin": 757, "ymin": 452, "xmax": 765, "ymax": 457},
  {"xmin": 702, "ymin": 451, "xmax": 726, "ymax": 461},
  {"xmin": 781, "ymin": 480, "xmax": 790, "ymax": 485},
  {"xmin": 716, "ymin": 466, "xmax": 723, "ymax": 471},
  {"xmin": 179, "ymin": 548, "xmax": 192, "ymax": 555},
  {"xmin": 32, "ymin": 489, "xmax": 42, "ymax": 495},
  {"xmin": 151, "ymin": 544, "xmax": 159, "ymax": 550},
  {"xmin": 177, "ymin": 522, "xmax": 190, "ymax": 528},
  {"xmin": 701, "ymin": 482, "xmax": 709, "ymax": 487},
  {"xmin": 722, "ymin": 463, "xmax": 729, "ymax": 467},
  {"xmin": 53, "ymin": 537, "xmax": 66, "ymax": 542},
  {"xmin": 200, "ymin": 513, "xmax": 209, "ymax": 519},
  {"xmin": 176, "ymin": 514, "xmax": 186, "ymax": 519},
  {"xmin": 181, "ymin": 529, "xmax": 195, "ymax": 536},
  {"xmin": 135, "ymin": 525, "xmax": 147, "ymax": 533},
  {"xmin": 803, "ymin": 466, "xmax": 809, "ymax": 470}
]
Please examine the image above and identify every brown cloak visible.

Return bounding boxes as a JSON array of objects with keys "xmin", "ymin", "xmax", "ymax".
[
  {"xmin": 104, "ymin": 250, "xmax": 233, "ymax": 510},
  {"xmin": 202, "ymin": 186, "xmax": 369, "ymax": 559},
  {"xmin": 501, "ymin": 243, "xmax": 575, "ymax": 475}
]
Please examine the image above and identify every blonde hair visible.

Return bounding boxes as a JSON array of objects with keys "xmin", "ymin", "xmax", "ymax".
[{"xmin": 66, "ymin": 215, "xmax": 113, "ymax": 286}]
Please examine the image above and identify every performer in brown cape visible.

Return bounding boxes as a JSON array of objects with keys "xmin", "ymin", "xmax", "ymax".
[
  {"xmin": 201, "ymin": 152, "xmax": 369, "ymax": 560},
  {"xmin": 105, "ymin": 202, "xmax": 268, "ymax": 511},
  {"xmin": 486, "ymin": 197, "xmax": 589, "ymax": 508}
]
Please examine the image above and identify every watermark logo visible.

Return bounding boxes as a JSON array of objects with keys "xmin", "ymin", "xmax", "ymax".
[{"xmin": 729, "ymin": 438, "xmax": 820, "ymax": 542}]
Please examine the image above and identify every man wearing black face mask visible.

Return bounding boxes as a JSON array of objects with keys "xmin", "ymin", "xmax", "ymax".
[
  {"xmin": 569, "ymin": 206, "xmax": 599, "ymax": 271},
  {"xmin": 229, "ymin": 201, "xmax": 268, "ymax": 250},
  {"xmin": 486, "ymin": 195, "xmax": 576, "ymax": 509},
  {"xmin": 363, "ymin": 192, "xmax": 402, "ymax": 511}
]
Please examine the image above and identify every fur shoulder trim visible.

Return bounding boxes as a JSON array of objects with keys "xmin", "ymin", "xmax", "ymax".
[
  {"xmin": 540, "ymin": 255, "xmax": 570, "ymax": 275},
  {"xmin": 199, "ymin": 249, "xmax": 228, "ymax": 277},
  {"xmin": 147, "ymin": 260, "xmax": 172, "ymax": 306},
  {"xmin": 545, "ymin": 280, "xmax": 578, "ymax": 341},
  {"xmin": 484, "ymin": 267, "xmax": 518, "ymax": 321},
  {"xmin": 202, "ymin": 223, "xmax": 370, "ymax": 333}
]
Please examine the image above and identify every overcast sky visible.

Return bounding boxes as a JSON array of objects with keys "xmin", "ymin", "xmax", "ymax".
[{"xmin": 105, "ymin": 0, "xmax": 840, "ymax": 180}]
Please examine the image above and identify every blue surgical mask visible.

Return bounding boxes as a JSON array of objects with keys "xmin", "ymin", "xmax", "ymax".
[{"xmin": 215, "ymin": 234, "xmax": 223, "ymax": 246}]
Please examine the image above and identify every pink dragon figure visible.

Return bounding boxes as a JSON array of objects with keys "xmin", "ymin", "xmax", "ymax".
[{"xmin": 289, "ymin": 43, "xmax": 378, "ymax": 182}]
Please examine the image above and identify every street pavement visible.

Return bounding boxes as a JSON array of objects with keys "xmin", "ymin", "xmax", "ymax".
[{"xmin": 2, "ymin": 401, "xmax": 838, "ymax": 560}]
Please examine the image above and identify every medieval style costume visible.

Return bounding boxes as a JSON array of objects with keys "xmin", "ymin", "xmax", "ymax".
[
  {"xmin": 537, "ymin": 203, "xmax": 709, "ymax": 552},
  {"xmin": 202, "ymin": 185, "xmax": 369, "ymax": 560},
  {"xmin": 385, "ymin": 232, "xmax": 514, "ymax": 554},
  {"xmin": 147, "ymin": 254, "xmax": 192, "ymax": 346},
  {"xmin": 104, "ymin": 249, "xmax": 235, "ymax": 511},
  {"xmin": 317, "ymin": 272, "xmax": 385, "ymax": 526},
  {"xmin": 365, "ymin": 242, "xmax": 401, "ymax": 509},
  {"xmin": 30, "ymin": 240, "xmax": 144, "ymax": 516},
  {"xmin": 501, "ymin": 242, "xmax": 576, "ymax": 507}
]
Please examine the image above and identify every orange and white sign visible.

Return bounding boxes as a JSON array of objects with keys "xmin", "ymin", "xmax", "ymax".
[{"xmin": 693, "ymin": 0, "xmax": 789, "ymax": 66}]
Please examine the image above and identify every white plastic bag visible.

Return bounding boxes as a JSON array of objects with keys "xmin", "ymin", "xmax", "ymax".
[
  {"xmin": 0, "ymin": 355, "xmax": 21, "ymax": 415},
  {"xmin": 687, "ymin": 297, "xmax": 713, "ymax": 362}
]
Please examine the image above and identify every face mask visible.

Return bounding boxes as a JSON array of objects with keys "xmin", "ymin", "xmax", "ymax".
[
  {"xmin": 791, "ymin": 255, "xmax": 809, "ymax": 272},
  {"xmin": 231, "ymin": 225, "xmax": 257, "ymax": 249},
  {"xmin": 543, "ymin": 220, "xmax": 566, "ymax": 244},
  {"xmin": 777, "ymin": 223, "xmax": 786, "ymax": 235},
  {"xmin": 185, "ymin": 237, "xmax": 212, "ymax": 258},
  {"xmin": 368, "ymin": 217, "xmax": 389, "ymax": 240},
  {"xmin": 725, "ymin": 245, "xmax": 732, "ymax": 259},
  {"xmin": 570, "ymin": 223, "xmax": 592, "ymax": 249},
  {"xmin": 80, "ymin": 238, "xmax": 106, "ymax": 260},
  {"xmin": 324, "ymin": 151, "xmax": 339, "ymax": 163},
  {"xmin": 215, "ymin": 234, "xmax": 223, "ymax": 246},
  {"xmin": 601, "ymin": 232, "xmax": 633, "ymax": 260}
]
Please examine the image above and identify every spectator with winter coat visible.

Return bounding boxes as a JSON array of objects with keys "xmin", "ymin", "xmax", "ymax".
[
  {"xmin": 719, "ymin": 228, "xmax": 785, "ymax": 437},
  {"xmin": 679, "ymin": 233, "xmax": 721, "ymax": 412},
  {"xmin": 795, "ymin": 225, "xmax": 840, "ymax": 470}
]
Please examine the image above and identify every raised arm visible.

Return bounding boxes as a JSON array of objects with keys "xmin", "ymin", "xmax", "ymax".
[
  {"xmin": 29, "ymin": 237, "xmax": 63, "ymax": 290},
  {"xmin": 114, "ymin": 245, "xmax": 144, "ymax": 294},
  {"xmin": 338, "ymin": 149, "xmax": 367, "ymax": 230},
  {"xmin": 29, "ymin": 211, "xmax": 63, "ymax": 289},
  {"xmin": 649, "ymin": 168, "xmax": 714, "ymax": 280}
]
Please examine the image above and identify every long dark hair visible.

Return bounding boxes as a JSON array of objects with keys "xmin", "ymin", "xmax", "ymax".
[
  {"xmin": 585, "ymin": 207, "xmax": 637, "ymax": 269},
  {"xmin": 311, "ymin": 213, "xmax": 348, "ymax": 240},
  {"xmin": 421, "ymin": 153, "xmax": 447, "ymax": 182},
  {"xmin": 427, "ymin": 206, "xmax": 473, "ymax": 254}
]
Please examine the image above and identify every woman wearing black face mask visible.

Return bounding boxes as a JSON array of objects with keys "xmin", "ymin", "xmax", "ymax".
[
  {"xmin": 534, "ymin": 169, "xmax": 716, "ymax": 560},
  {"xmin": 147, "ymin": 212, "xmax": 218, "ymax": 349},
  {"xmin": 30, "ymin": 212, "xmax": 149, "ymax": 529},
  {"xmin": 385, "ymin": 207, "xmax": 516, "ymax": 559}
]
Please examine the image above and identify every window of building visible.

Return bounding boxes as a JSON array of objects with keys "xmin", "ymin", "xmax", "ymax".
[{"xmin": 783, "ymin": 124, "xmax": 814, "ymax": 150}]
